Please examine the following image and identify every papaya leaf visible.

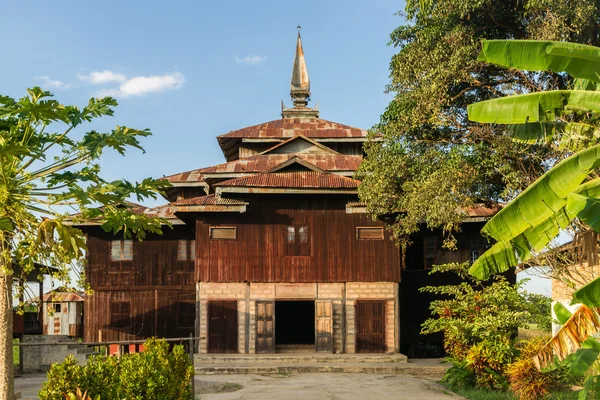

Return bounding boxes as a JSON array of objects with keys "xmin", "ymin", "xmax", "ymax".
[{"xmin": 0, "ymin": 217, "xmax": 13, "ymax": 231}]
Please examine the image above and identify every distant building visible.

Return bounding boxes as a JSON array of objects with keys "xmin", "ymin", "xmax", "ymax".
[{"xmin": 42, "ymin": 290, "xmax": 84, "ymax": 337}]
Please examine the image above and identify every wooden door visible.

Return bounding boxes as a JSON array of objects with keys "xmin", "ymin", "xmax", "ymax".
[
  {"xmin": 356, "ymin": 301, "xmax": 386, "ymax": 353},
  {"xmin": 255, "ymin": 301, "xmax": 275, "ymax": 353},
  {"xmin": 208, "ymin": 301, "xmax": 238, "ymax": 353},
  {"xmin": 315, "ymin": 300, "xmax": 333, "ymax": 353}
]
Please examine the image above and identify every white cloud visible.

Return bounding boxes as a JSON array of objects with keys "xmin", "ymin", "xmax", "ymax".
[
  {"xmin": 234, "ymin": 55, "xmax": 267, "ymax": 65},
  {"xmin": 78, "ymin": 70, "xmax": 127, "ymax": 84},
  {"xmin": 34, "ymin": 76, "xmax": 72, "ymax": 89},
  {"xmin": 95, "ymin": 72, "xmax": 185, "ymax": 98}
]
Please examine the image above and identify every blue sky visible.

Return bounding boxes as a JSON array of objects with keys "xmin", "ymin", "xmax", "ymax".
[
  {"xmin": 2, "ymin": 0, "xmax": 401, "ymax": 196},
  {"xmin": 2, "ymin": 1, "xmax": 550, "ymax": 296}
]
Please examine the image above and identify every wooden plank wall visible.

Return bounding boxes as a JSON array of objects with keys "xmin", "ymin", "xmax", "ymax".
[
  {"xmin": 84, "ymin": 226, "xmax": 196, "ymax": 342},
  {"xmin": 86, "ymin": 226, "xmax": 196, "ymax": 289},
  {"xmin": 84, "ymin": 289, "xmax": 195, "ymax": 342},
  {"xmin": 195, "ymin": 195, "xmax": 401, "ymax": 283}
]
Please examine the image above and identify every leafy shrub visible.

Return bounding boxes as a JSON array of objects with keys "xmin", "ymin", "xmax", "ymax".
[
  {"xmin": 39, "ymin": 338, "xmax": 193, "ymax": 400},
  {"xmin": 119, "ymin": 338, "xmax": 194, "ymax": 400},
  {"xmin": 441, "ymin": 358, "xmax": 475, "ymax": 389},
  {"xmin": 464, "ymin": 338, "xmax": 513, "ymax": 389},
  {"xmin": 420, "ymin": 263, "xmax": 531, "ymax": 389},
  {"xmin": 507, "ymin": 336, "xmax": 578, "ymax": 400}
]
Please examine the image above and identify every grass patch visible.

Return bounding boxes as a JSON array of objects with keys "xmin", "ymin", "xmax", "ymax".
[
  {"xmin": 443, "ymin": 384, "xmax": 579, "ymax": 400},
  {"xmin": 12, "ymin": 338, "xmax": 19, "ymax": 368},
  {"xmin": 518, "ymin": 323, "xmax": 547, "ymax": 340}
]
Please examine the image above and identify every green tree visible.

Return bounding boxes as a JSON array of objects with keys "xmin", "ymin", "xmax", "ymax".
[
  {"xmin": 357, "ymin": 0, "xmax": 600, "ymax": 249},
  {"xmin": 0, "ymin": 88, "xmax": 168, "ymax": 400}
]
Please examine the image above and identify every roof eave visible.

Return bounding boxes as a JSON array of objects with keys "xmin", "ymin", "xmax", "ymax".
[{"xmin": 216, "ymin": 187, "xmax": 357, "ymax": 195}]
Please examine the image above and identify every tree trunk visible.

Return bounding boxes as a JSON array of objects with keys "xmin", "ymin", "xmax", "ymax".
[{"xmin": 0, "ymin": 261, "xmax": 14, "ymax": 400}]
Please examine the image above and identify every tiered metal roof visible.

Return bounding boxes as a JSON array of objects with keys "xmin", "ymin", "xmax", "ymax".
[{"xmin": 214, "ymin": 171, "xmax": 360, "ymax": 189}]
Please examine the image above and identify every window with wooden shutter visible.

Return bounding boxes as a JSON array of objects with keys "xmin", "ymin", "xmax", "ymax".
[
  {"xmin": 286, "ymin": 225, "xmax": 310, "ymax": 256},
  {"xmin": 356, "ymin": 227, "xmax": 384, "ymax": 240},
  {"xmin": 110, "ymin": 301, "xmax": 130, "ymax": 328},
  {"xmin": 177, "ymin": 301, "xmax": 196, "ymax": 328},
  {"xmin": 176, "ymin": 240, "xmax": 195, "ymax": 272},
  {"xmin": 110, "ymin": 240, "xmax": 133, "ymax": 272},
  {"xmin": 209, "ymin": 227, "xmax": 237, "ymax": 240},
  {"xmin": 424, "ymin": 236, "xmax": 437, "ymax": 270}
]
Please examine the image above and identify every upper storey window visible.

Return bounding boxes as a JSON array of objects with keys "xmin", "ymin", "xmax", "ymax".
[
  {"xmin": 209, "ymin": 227, "xmax": 237, "ymax": 240},
  {"xmin": 111, "ymin": 240, "xmax": 133, "ymax": 261},
  {"xmin": 356, "ymin": 227, "xmax": 384, "ymax": 240},
  {"xmin": 286, "ymin": 225, "xmax": 310, "ymax": 256},
  {"xmin": 177, "ymin": 240, "xmax": 196, "ymax": 261}
]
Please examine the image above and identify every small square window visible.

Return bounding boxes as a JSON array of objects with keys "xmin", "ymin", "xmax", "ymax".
[
  {"xmin": 111, "ymin": 240, "xmax": 133, "ymax": 261},
  {"xmin": 286, "ymin": 225, "xmax": 310, "ymax": 256},
  {"xmin": 53, "ymin": 303, "xmax": 61, "ymax": 313},
  {"xmin": 356, "ymin": 227, "xmax": 384, "ymax": 240},
  {"xmin": 210, "ymin": 227, "xmax": 237, "ymax": 240}
]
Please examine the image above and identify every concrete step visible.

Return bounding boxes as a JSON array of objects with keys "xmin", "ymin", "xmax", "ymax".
[
  {"xmin": 195, "ymin": 353, "xmax": 408, "ymax": 364},
  {"xmin": 194, "ymin": 361, "xmax": 448, "ymax": 378}
]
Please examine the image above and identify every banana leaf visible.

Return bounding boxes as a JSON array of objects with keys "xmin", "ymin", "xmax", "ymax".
[
  {"xmin": 467, "ymin": 240, "xmax": 518, "ymax": 279},
  {"xmin": 505, "ymin": 122, "xmax": 563, "ymax": 144},
  {"xmin": 554, "ymin": 302, "xmax": 573, "ymax": 325},
  {"xmin": 533, "ymin": 305, "xmax": 600, "ymax": 370},
  {"xmin": 468, "ymin": 90, "xmax": 600, "ymax": 124},
  {"xmin": 572, "ymin": 276, "xmax": 600, "ymax": 308},
  {"xmin": 470, "ymin": 177, "xmax": 600, "ymax": 278},
  {"xmin": 478, "ymin": 40, "xmax": 600, "ymax": 82},
  {"xmin": 481, "ymin": 145, "xmax": 600, "ymax": 243},
  {"xmin": 468, "ymin": 207, "xmax": 571, "ymax": 278}
]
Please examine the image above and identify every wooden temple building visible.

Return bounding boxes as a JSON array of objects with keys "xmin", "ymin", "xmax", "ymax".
[{"xmin": 77, "ymin": 31, "xmax": 495, "ymax": 355}]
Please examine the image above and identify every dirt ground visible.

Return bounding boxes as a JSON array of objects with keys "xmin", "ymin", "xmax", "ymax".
[{"xmin": 15, "ymin": 372, "xmax": 463, "ymax": 400}]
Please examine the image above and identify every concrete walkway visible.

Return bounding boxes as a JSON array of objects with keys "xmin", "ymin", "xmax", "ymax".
[{"xmin": 15, "ymin": 372, "xmax": 462, "ymax": 400}]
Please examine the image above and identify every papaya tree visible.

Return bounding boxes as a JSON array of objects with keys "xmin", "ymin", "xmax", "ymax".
[{"xmin": 0, "ymin": 88, "xmax": 168, "ymax": 400}]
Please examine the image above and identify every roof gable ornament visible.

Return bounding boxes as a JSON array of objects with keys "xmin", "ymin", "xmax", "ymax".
[{"xmin": 282, "ymin": 26, "xmax": 320, "ymax": 119}]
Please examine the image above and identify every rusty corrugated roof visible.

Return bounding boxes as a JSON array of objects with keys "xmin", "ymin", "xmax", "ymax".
[
  {"xmin": 172, "ymin": 195, "xmax": 246, "ymax": 206},
  {"xmin": 214, "ymin": 171, "xmax": 360, "ymax": 189},
  {"xmin": 466, "ymin": 204, "xmax": 502, "ymax": 217},
  {"xmin": 195, "ymin": 154, "xmax": 361, "ymax": 175},
  {"xmin": 218, "ymin": 118, "xmax": 368, "ymax": 140},
  {"xmin": 43, "ymin": 292, "xmax": 84, "ymax": 302},
  {"xmin": 162, "ymin": 169, "xmax": 205, "ymax": 184}
]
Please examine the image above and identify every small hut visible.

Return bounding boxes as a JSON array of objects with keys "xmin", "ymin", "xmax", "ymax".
[{"xmin": 42, "ymin": 289, "xmax": 84, "ymax": 337}]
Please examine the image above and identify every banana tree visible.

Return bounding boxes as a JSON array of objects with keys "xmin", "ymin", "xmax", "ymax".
[
  {"xmin": 533, "ymin": 277, "xmax": 600, "ymax": 399},
  {"xmin": 467, "ymin": 40, "xmax": 600, "ymax": 280},
  {"xmin": 467, "ymin": 40, "xmax": 600, "ymax": 399}
]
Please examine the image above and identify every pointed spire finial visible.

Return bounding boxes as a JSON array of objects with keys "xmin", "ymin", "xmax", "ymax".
[{"xmin": 290, "ymin": 26, "xmax": 310, "ymax": 108}]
